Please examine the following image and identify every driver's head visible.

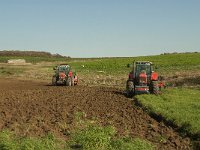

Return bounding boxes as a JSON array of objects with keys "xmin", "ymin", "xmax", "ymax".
[{"xmin": 141, "ymin": 66, "xmax": 145, "ymax": 70}]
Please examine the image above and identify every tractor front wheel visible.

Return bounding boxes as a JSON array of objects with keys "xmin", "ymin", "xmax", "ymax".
[{"xmin": 126, "ymin": 80, "xmax": 134, "ymax": 97}]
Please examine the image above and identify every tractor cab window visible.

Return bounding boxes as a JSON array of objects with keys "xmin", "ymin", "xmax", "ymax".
[
  {"xmin": 58, "ymin": 65, "xmax": 70, "ymax": 72},
  {"xmin": 136, "ymin": 65, "xmax": 151, "ymax": 76}
]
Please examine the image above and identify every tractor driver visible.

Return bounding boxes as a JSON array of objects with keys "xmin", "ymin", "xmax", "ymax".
[{"xmin": 140, "ymin": 65, "xmax": 147, "ymax": 74}]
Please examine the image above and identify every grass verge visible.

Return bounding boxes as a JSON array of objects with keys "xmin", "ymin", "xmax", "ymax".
[{"xmin": 136, "ymin": 88, "xmax": 200, "ymax": 138}]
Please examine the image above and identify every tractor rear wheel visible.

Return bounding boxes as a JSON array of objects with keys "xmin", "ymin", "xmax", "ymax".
[
  {"xmin": 52, "ymin": 76, "xmax": 57, "ymax": 86},
  {"xmin": 66, "ymin": 77, "xmax": 72, "ymax": 86},
  {"xmin": 151, "ymin": 81, "xmax": 159, "ymax": 95}
]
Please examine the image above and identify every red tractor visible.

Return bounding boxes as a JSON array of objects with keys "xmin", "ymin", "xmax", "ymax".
[
  {"xmin": 52, "ymin": 64, "xmax": 78, "ymax": 86},
  {"xmin": 126, "ymin": 61, "xmax": 164, "ymax": 97}
]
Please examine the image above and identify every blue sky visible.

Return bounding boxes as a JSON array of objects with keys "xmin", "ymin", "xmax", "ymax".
[{"xmin": 0, "ymin": 0, "xmax": 200, "ymax": 57}]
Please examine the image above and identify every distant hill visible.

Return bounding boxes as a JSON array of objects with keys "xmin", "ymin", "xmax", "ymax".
[
  {"xmin": 160, "ymin": 51, "xmax": 199, "ymax": 55},
  {"xmin": 0, "ymin": 50, "xmax": 70, "ymax": 58}
]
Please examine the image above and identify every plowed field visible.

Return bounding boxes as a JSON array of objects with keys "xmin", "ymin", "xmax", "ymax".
[{"xmin": 0, "ymin": 79, "xmax": 191, "ymax": 149}]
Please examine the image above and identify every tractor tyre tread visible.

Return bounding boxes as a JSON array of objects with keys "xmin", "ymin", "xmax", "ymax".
[{"xmin": 151, "ymin": 81, "xmax": 159, "ymax": 95}]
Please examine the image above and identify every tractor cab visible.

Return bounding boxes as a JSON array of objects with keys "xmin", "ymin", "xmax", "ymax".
[
  {"xmin": 134, "ymin": 61, "xmax": 152, "ymax": 85},
  {"xmin": 56, "ymin": 65, "xmax": 70, "ymax": 74}
]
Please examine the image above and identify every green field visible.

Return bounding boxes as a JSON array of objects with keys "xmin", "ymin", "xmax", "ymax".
[
  {"xmin": 56, "ymin": 53, "xmax": 200, "ymax": 76},
  {"xmin": 2, "ymin": 52, "xmax": 199, "ymax": 87},
  {"xmin": 137, "ymin": 88, "xmax": 200, "ymax": 137},
  {"xmin": 1, "ymin": 52, "xmax": 200, "ymax": 75}
]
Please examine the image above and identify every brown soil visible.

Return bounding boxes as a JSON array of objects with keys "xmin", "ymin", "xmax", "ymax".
[{"xmin": 0, "ymin": 79, "xmax": 191, "ymax": 149}]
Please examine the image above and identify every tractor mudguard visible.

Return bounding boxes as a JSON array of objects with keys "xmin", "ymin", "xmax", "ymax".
[
  {"xmin": 128, "ymin": 72, "xmax": 134, "ymax": 80},
  {"xmin": 68, "ymin": 71, "xmax": 73, "ymax": 77},
  {"xmin": 151, "ymin": 72, "xmax": 158, "ymax": 81}
]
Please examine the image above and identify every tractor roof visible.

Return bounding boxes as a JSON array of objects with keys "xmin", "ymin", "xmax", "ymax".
[
  {"xmin": 57, "ymin": 64, "xmax": 70, "ymax": 68},
  {"xmin": 134, "ymin": 61, "xmax": 152, "ymax": 65},
  {"xmin": 59, "ymin": 64, "xmax": 69, "ymax": 66}
]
